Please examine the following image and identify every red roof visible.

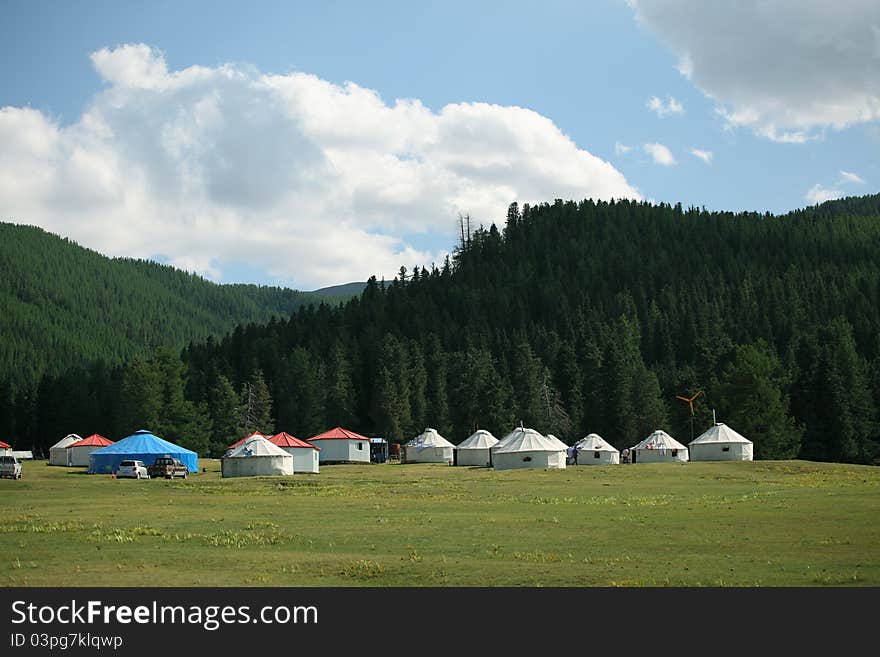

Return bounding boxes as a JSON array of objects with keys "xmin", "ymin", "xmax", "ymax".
[
  {"xmin": 227, "ymin": 431, "xmax": 267, "ymax": 450},
  {"xmin": 0, "ymin": 440, "xmax": 11, "ymax": 449},
  {"xmin": 308, "ymin": 426, "xmax": 371, "ymax": 442},
  {"xmin": 68, "ymin": 434, "xmax": 113, "ymax": 448},
  {"xmin": 270, "ymin": 432, "xmax": 320, "ymax": 450}
]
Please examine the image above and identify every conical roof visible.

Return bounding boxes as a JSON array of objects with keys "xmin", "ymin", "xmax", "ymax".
[
  {"xmin": 544, "ymin": 434, "xmax": 571, "ymax": 450},
  {"xmin": 227, "ymin": 431, "xmax": 267, "ymax": 450},
  {"xmin": 574, "ymin": 433, "xmax": 619, "ymax": 453},
  {"xmin": 67, "ymin": 434, "xmax": 113, "ymax": 448},
  {"xmin": 270, "ymin": 432, "xmax": 319, "ymax": 450},
  {"xmin": 457, "ymin": 429, "xmax": 498, "ymax": 450},
  {"xmin": 493, "ymin": 427, "xmax": 565, "ymax": 454},
  {"xmin": 90, "ymin": 429, "xmax": 197, "ymax": 456},
  {"xmin": 689, "ymin": 423, "xmax": 752, "ymax": 446},
  {"xmin": 226, "ymin": 435, "xmax": 292, "ymax": 458},
  {"xmin": 632, "ymin": 430, "xmax": 686, "ymax": 451},
  {"xmin": 406, "ymin": 427, "xmax": 454, "ymax": 448},
  {"xmin": 50, "ymin": 434, "xmax": 83, "ymax": 450},
  {"xmin": 309, "ymin": 427, "xmax": 371, "ymax": 441}
]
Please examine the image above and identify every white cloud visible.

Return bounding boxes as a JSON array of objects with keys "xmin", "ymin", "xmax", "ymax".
[
  {"xmin": 805, "ymin": 184, "xmax": 844, "ymax": 205},
  {"xmin": 615, "ymin": 141, "xmax": 633, "ymax": 156},
  {"xmin": 630, "ymin": 1, "xmax": 880, "ymax": 141},
  {"xmin": 689, "ymin": 148, "xmax": 713, "ymax": 164},
  {"xmin": 0, "ymin": 44, "xmax": 640, "ymax": 289},
  {"xmin": 644, "ymin": 142, "xmax": 677, "ymax": 166},
  {"xmin": 838, "ymin": 170, "xmax": 865, "ymax": 185},
  {"xmin": 646, "ymin": 95, "xmax": 684, "ymax": 117}
]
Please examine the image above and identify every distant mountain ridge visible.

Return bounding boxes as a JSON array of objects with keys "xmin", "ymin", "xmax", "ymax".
[{"xmin": 0, "ymin": 222, "xmax": 356, "ymax": 389}]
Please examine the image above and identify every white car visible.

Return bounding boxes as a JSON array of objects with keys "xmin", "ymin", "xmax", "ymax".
[
  {"xmin": 0, "ymin": 455, "xmax": 22, "ymax": 479},
  {"xmin": 116, "ymin": 459, "xmax": 149, "ymax": 479}
]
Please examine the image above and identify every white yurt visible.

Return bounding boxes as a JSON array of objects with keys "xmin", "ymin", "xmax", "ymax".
[
  {"xmin": 688, "ymin": 423, "xmax": 753, "ymax": 461},
  {"xmin": 221, "ymin": 436, "xmax": 294, "ymax": 478},
  {"xmin": 455, "ymin": 430, "xmax": 499, "ymax": 467},
  {"xmin": 573, "ymin": 433, "xmax": 620, "ymax": 465},
  {"xmin": 66, "ymin": 434, "xmax": 114, "ymax": 467},
  {"xmin": 269, "ymin": 432, "xmax": 320, "ymax": 473},
  {"xmin": 404, "ymin": 428, "xmax": 455, "ymax": 464},
  {"xmin": 631, "ymin": 430, "xmax": 689, "ymax": 463},
  {"xmin": 49, "ymin": 434, "xmax": 83, "ymax": 466},
  {"xmin": 492, "ymin": 427, "xmax": 567, "ymax": 471}
]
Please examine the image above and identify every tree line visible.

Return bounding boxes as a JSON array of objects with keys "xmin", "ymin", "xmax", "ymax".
[{"xmin": 2, "ymin": 195, "xmax": 879, "ymax": 463}]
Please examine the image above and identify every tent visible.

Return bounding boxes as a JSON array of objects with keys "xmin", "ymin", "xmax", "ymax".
[
  {"xmin": 227, "ymin": 432, "xmax": 268, "ymax": 452},
  {"xmin": 66, "ymin": 434, "xmax": 114, "ymax": 467},
  {"xmin": 631, "ymin": 430, "xmax": 688, "ymax": 463},
  {"xmin": 88, "ymin": 429, "xmax": 198, "ymax": 474},
  {"xmin": 572, "ymin": 433, "xmax": 620, "ymax": 465},
  {"xmin": 0, "ymin": 440, "xmax": 11, "ymax": 456},
  {"xmin": 492, "ymin": 427, "xmax": 567, "ymax": 471},
  {"xmin": 688, "ymin": 423, "xmax": 753, "ymax": 461},
  {"xmin": 269, "ymin": 432, "xmax": 320, "ymax": 473},
  {"xmin": 307, "ymin": 427, "xmax": 371, "ymax": 463},
  {"xmin": 403, "ymin": 428, "xmax": 454, "ymax": 464},
  {"xmin": 222, "ymin": 435, "xmax": 294, "ymax": 478},
  {"xmin": 455, "ymin": 430, "xmax": 498, "ymax": 467},
  {"xmin": 49, "ymin": 434, "xmax": 83, "ymax": 466}
]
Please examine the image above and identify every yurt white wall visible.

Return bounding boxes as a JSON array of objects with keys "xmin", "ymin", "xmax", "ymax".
[
  {"xmin": 634, "ymin": 446, "xmax": 688, "ymax": 463},
  {"xmin": 315, "ymin": 439, "xmax": 370, "ymax": 463},
  {"xmin": 404, "ymin": 445, "xmax": 454, "ymax": 464},
  {"xmin": 456, "ymin": 448, "xmax": 492, "ymax": 467},
  {"xmin": 492, "ymin": 450, "xmax": 566, "ymax": 471},
  {"xmin": 281, "ymin": 447, "xmax": 320, "ymax": 473},
  {"xmin": 689, "ymin": 442, "xmax": 753, "ymax": 462},
  {"xmin": 221, "ymin": 455, "xmax": 293, "ymax": 477},
  {"xmin": 579, "ymin": 449, "xmax": 620, "ymax": 465}
]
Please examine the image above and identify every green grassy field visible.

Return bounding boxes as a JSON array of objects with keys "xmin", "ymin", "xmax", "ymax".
[{"xmin": 1, "ymin": 459, "xmax": 877, "ymax": 586}]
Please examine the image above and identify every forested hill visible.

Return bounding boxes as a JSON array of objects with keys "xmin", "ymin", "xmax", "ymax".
[
  {"xmin": 5, "ymin": 195, "xmax": 880, "ymax": 465},
  {"xmin": 0, "ymin": 222, "xmax": 338, "ymax": 388}
]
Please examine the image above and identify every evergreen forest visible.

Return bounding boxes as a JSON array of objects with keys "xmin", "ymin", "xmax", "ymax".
[{"xmin": 2, "ymin": 195, "xmax": 879, "ymax": 464}]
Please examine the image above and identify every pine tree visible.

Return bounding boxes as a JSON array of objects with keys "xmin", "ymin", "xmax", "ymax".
[{"xmin": 715, "ymin": 341, "xmax": 802, "ymax": 459}]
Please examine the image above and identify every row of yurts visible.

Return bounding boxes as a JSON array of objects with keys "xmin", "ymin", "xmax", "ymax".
[
  {"xmin": 40, "ymin": 427, "xmax": 367, "ymax": 474},
  {"xmin": 34, "ymin": 422, "xmax": 752, "ymax": 477}
]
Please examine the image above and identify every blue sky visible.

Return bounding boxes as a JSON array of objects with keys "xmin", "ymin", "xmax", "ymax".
[{"xmin": 2, "ymin": 0, "xmax": 878, "ymax": 289}]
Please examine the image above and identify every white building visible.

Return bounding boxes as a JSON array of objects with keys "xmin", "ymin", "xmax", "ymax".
[
  {"xmin": 221, "ymin": 436, "xmax": 294, "ymax": 478},
  {"xmin": 492, "ymin": 427, "xmax": 567, "ymax": 471},
  {"xmin": 688, "ymin": 423, "xmax": 754, "ymax": 461},
  {"xmin": 573, "ymin": 433, "xmax": 620, "ymax": 465},
  {"xmin": 455, "ymin": 430, "xmax": 498, "ymax": 467},
  {"xmin": 308, "ymin": 427, "xmax": 371, "ymax": 464},
  {"xmin": 270, "ymin": 432, "xmax": 320, "ymax": 473},
  {"xmin": 404, "ymin": 428, "xmax": 455, "ymax": 464},
  {"xmin": 631, "ymin": 430, "xmax": 689, "ymax": 463},
  {"xmin": 66, "ymin": 434, "xmax": 114, "ymax": 467}
]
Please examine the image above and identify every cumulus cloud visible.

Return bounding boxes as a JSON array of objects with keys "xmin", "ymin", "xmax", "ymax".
[
  {"xmin": 615, "ymin": 141, "xmax": 633, "ymax": 156},
  {"xmin": 646, "ymin": 95, "xmax": 684, "ymax": 117},
  {"xmin": 805, "ymin": 184, "xmax": 843, "ymax": 205},
  {"xmin": 838, "ymin": 170, "xmax": 865, "ymax": 185},
  {"xmin": 0, "ymin": 44, "xmax": 640, "ymax": 289},
  {"xmin": 689, "ymin": 148, "xmax": 713, "ymax": 164},
  {"xmin": 629, "ymin": 1, "xmax": 880, "ymax": 141},
  {"xmin": 644, "ymin": 143, "xmax": 677, "ymax": 166}
]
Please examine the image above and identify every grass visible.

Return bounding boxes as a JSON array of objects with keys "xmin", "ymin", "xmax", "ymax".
[{"xmin": 0, "ymin": 459, "xmax": 877, "ymax": 586}]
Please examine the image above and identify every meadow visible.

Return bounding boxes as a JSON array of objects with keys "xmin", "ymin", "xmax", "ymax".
[{"xmin": 1, "ymin": 459, "xmax": 877, "ymax": 587}]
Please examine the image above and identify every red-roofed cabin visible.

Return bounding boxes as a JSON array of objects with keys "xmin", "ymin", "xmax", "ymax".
[
  {"xmin": 66, "ymin": 434, "xmax": 114, "ymax": 467},
  {"xmin": 307, "ymin": 427, "xmax": 371, "ymax": 464},
  {"xmin": 269, "ymin": 432, "xmax": 320, "ymax": 473}
]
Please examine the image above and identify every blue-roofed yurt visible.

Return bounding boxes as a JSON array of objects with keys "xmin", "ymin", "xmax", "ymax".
[{"xmin": 88, "ymin": 429, "xmax": 198, "ymax": 474}]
